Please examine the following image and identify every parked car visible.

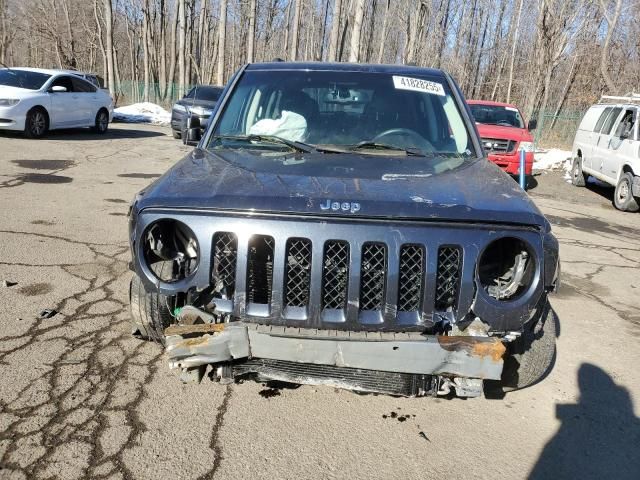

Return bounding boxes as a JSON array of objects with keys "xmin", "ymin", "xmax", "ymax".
[
  {"xmin": 56, "ymin": 69, "xmax": 104, "ymax": 89},
  {"xmin": 128, "ymin": 62, "xmax": 560, "ymax": 398},
  {"xmin": 0, "ymin": 67, "xmax": 113, "ymax": 138},
  {"xmin": 468, "ymin": 100, "xmax": 537, "ymax": 177},
  {"xmin": 171, "ymin": 85, "xmax": 223, "ymax": 139},
  {"xmin": 570, "ymin": 95, "xmax": 640, "ymax": 212}
]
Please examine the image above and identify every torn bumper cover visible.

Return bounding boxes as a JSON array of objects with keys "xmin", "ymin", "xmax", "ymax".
[{"xmin": 165, "ymin": 323, "xmax": 506, "ymax": 393}]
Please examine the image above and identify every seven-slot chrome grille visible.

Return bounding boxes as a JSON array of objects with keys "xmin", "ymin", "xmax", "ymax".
[{"xmin": 209, "ymin": 231, "xmax": 463, "ymax": 329}]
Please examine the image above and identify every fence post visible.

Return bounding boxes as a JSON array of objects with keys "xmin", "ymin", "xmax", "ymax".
[{"xmin": 519, "ymin": 148, "xmax": 526, "ymax": 190}]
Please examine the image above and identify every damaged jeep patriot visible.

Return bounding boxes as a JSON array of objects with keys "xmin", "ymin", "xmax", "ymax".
[{"xmin": 128, "ymin": 62, "xmax": 560, "ymax": 398}]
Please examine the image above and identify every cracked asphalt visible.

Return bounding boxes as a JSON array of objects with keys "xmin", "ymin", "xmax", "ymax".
[{"xmin": 0, "ymin": 124, "xmax": 639, "ymax": 480}]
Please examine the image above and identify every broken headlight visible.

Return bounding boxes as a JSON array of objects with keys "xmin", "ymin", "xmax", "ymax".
[
  {"xmin": 478, "ymin": 237, "xmax": 535, "ymax": 301},
  {"xmin": 142, "ymin": 219, "xmax": 199, "ymax": 283}
]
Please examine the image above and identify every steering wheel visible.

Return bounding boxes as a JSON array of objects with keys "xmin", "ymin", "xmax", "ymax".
[{"xmin": 372, "ymin": 128, "xmax": 433, "ymax": 151}]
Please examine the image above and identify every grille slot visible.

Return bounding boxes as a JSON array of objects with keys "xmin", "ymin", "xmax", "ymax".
[
  {"xmin": 398, "ymin": 245, "xmax": 424, "ymax": 312},
  {"xmin": 284, "ymin": 238, "xmax": 312, "ymax": 307},
  {"xmin": 359, "ymin": 243, "xmax": 387, "ymax": 311},
  {"xmin": 481, "ymin": 137, "xmax": 515, "ymax": 153},
  {"xmin": 435, "ymin": 246, "xmax": 462, "ymax": 310},
  {"xmin": 247, "ymin": 235, "xmax": 274, "ymax": 304},
  {"xmin": 322, "ymin": 241, "xmax": 350, "ymax": 309},
  {"xmin": 211, "ymin": 232, "xmax": 237, "ymax": 300}
]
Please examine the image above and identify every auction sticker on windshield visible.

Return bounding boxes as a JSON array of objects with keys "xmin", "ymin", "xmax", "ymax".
[{"xmin": 392, "ymin": 76, "xmax": 445, "ymax": 96}]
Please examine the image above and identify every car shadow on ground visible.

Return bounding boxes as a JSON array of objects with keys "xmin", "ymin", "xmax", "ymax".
[
  {"xmin": 0, "ymin": 126, "xmax": 166, "ymax": 141},
  {"xmin": 528, "ymin": 363, "xmax": 640, "ymax": 480},
  {"xmin": 584, "ymin": 179, "xmax": 614, "ymax": 202}
]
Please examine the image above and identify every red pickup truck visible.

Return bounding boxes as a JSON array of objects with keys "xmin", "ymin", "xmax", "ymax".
[{"xmin": 467, "ymin": 100, "xmax": 537, "ymax": 175}]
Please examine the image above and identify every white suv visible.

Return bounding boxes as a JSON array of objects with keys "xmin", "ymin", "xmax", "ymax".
[{"xmin": 570, "ymin": 95, "xmax": 640, "ymax": 212}]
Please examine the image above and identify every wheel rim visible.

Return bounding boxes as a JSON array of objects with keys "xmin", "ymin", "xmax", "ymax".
[
  {"xmin": 98, "ymin": 112, "xmax": 108, "ymax": 131},
  {"xmin": 617, "ymin": 179, "xmax": 630, "ymax": 202},
  {"xmin": 31, "ymin": 112, "xmax": 45, "ymax": 135}
]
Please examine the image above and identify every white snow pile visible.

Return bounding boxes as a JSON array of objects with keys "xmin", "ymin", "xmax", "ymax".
[
  {"xmin": 113, "ymin": 102, "xmax": 171, "ymax": 125},
  {"xmin": 533, "ymin": 148, "xmax": 572, "ymax": 171}
]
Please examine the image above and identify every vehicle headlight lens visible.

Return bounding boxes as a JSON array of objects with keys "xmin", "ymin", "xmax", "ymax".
[
  {"xmin": 173, "ymin": 103, "xmax": 187, "ymax": 113},
  {"xmin": 189, "ymin": 106, "xmax": 211, "ymax": 116},
  {"xmin": 478, "ymin": 237, "xmax": 535, "ymax": 301},
  {"xmin": 0, "ymin": 99, "xmax": 19, "ymax": 107},
  {"xmin": 519, "ymin": 141, "xmax": 535, "ymax": 153},
  {"xmin": 142, "ymin": 219, "xmax": 199, "ymax": 283}
]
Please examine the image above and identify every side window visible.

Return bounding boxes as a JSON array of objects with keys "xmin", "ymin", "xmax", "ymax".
[
  {"xmin": 614, "ymin": 109, "xmax": 635, "ymax": 138},
  {"xmin": 50, "ymin": 76, "xmax": 74, "ymax": 92},
  {"xmin": 72, "ymin": 77, "xmax": 96, "ymax": 93},
  {"xmin": 593, "ymin": 107, "xmax": 612, "ymax": 132},
  {"xmin": 601, "ymin": 107, "xmax": 622, "ymax": 135}
]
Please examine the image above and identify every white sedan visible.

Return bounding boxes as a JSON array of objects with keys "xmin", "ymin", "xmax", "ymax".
[{"xmin": 0, "ymin": 67, "xmax": 114, "ymax": 138}]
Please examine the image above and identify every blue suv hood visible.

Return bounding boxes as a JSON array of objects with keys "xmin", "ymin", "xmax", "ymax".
[{"xmin": 135, "ymin": 148, "xmax": 547, "ymax": 228}]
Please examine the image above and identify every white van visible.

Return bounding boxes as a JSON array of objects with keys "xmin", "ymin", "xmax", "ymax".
[{"xmin": 570, "ymin": 94, "xmax": 640, "ymax": 212}]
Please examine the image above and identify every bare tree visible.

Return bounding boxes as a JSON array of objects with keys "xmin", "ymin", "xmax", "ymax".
[
  {"xmin": 247, "ymin": 0, "xmax": 257, "ymax": 62},
  {"xmin": 349, "ymin": 0, "xmax": 366, "ymax": 62},
  {"xmin": 328, "ymin": 0, "xmax": 342, "ymax": 61},
  {"xmin": 103, "ymin": 0, "xmax": 115, "ymax": 96},
  {"xmin": 217, "ymin": 0, "xmax": 227, "ymax": 85},
  {"xmin": 599, "ymin": 0, "xmax": 624, "ymax": 93}
]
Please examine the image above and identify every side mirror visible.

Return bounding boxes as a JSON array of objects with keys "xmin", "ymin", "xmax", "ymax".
[
  {"xmin": 50, "ymin": 86, "xmax": 67, "ymax": 93},
  {"xmin": 182, "ymin": 114, "xmax": 201, "ymax": 146},
  {"xmin": 528, "ymin": 119, "xmax": 537, "ymax": 131}
]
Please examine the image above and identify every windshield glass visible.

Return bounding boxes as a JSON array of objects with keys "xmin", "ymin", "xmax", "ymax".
[
  {"xmin": 469, "ymin": 103, "xmax": 525, "ymax": 128},
  {"xmin": 0, "ymin": 69, "xmax": 51, "ymax": 90},
  {"xmin": 208, "ymin": 70, "xmax": 475, "ymax": 164},
  {"xmin": 185, "ymin": 86, "xmax": 222, "ymax": 101}
]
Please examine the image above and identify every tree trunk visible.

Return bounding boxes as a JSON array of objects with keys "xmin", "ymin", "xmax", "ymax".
[
  {"xmin": 506, "ymin": 0, "xmax": 523, "ymax": 103},
  {"xmin": 376, "ymin": 0, "xmax": 389, "ymax": 63},
  {"xmin": 328, "ymin": 0, "xmax": 342, "ymax": 61},
  {"xmin": 247, "ymin": 0, "xmax": 256, "ymax": 62},
  {"xmin": 348, "ymin": 0, "xmax": 365, "ymax": 62},
  {"xmin": 290, "ymin": 0, "xmax": 302, "ymax": 60},
  {"xmin": 217, "ymin": 0, "xmax": 227, "ymax": 85},
  {"xmin": 142, "ymin": 0, "xmax": 150, "ymax": 102},
  {"xmin": 103, "ymin": 0, "xmax": 115, "ymax": 97},
  {"xmin": 178, "ymin": 0, "xmax": 186, "ymax": 95},
  {"xmin": 599, "ymin": 0, "xmax": 623, "ymax": 93}
]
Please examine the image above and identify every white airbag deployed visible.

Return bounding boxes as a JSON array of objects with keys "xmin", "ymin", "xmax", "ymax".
[{"xmin": 249, "ymin": 110, "xmax": 307, "ymax": 142}]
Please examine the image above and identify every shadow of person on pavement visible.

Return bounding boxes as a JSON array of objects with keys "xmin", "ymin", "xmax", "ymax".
[{"xmin": 529, "ymin": 363, "xmax": 640, "ymax": 479}]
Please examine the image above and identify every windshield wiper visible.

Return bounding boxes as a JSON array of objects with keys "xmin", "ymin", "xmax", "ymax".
[
  {"xmin": 351, "ymin": 141, "xmax": 425, "ymax": 156},
  {"xmin": 212, "ymin": 134, "xmax": 315, "ymax": 153}
]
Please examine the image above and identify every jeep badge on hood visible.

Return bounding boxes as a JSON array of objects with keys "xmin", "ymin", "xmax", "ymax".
[{"xmin": 320, "ymin": 199, "xmax": 361, "ymax": 213}]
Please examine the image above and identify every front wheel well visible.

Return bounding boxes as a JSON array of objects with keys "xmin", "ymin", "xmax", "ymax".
[
  {"xmin": 28, "ymin": 105, "xmax": 49, "ymax": 120},
  {"xmin": 622, "ymin": 164, "xmax": 634, "ymax": 175}
]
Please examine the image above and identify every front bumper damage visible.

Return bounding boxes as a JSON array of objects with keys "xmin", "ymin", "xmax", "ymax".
[{"xmin": 165, "ymin": 322, "xmax": 506, "ymax": 398}]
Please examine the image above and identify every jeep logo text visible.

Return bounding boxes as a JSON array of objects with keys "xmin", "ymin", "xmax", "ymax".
[{"xmin": 320, "ymin": 199, "xmax": 361, "ymax": 214}]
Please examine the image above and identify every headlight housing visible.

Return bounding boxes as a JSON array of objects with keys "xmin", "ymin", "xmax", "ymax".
[
  {"xmin": 173, "ymin": 103, "xmax": 187, "ymax": 113},
  {"xmin": 142, "ymin": 219, "xmax": 199, "ymax": 283},
  {"xmin": 0, "ymin": 99, "xmax": 20, "ymax": 107},
  {"xmin": 189, "ymin": 106, "xmax": 212, "ymax": 116},
  {"xmin": 478, "ymin": 237, "xmax": 535, "ymax": 301},
  {"xmin": 518, "ymin": 141, "xmax": 535, "ymax": 153}
]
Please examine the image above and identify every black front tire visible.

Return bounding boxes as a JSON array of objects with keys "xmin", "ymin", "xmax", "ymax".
[
  {"xmin": 613, "ymin": 172, "xmax": 640, "ymax": 212},
  {"xmin": 129, "ymin": 270, "xmax": 174, "ymax": 344},
  {"xmin": 92, "ymin": 109, "xmax": 109, "ymax": 134},
  {"xmin": 24, "ymin": 107, "xmax": 49, "ymax": 139},
  {"xmin": 501, "ymin": 298, "xmax": 557, "ymax": 391},
  {"xmin": 571, "ymin": 157, "xmax": 587, "ymax": 187}
]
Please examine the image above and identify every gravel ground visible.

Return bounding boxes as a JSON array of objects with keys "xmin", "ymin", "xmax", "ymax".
[{"xmin": 0, "ymin": 124, "xmax": 638, "ymax": 480}]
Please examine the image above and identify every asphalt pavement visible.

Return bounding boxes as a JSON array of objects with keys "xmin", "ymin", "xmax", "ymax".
[{"xmin": 0, "ymin": 124, "xmax": 638, "ymax": 480}]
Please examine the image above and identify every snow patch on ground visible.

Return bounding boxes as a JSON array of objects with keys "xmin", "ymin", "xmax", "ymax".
[
  {"xmin": 534, "ymin": 148, "xmax": 572, "ymax": 170},
  {"xmin": 113, "ymin": 102, "xmax": 171, "ymax": 125}
]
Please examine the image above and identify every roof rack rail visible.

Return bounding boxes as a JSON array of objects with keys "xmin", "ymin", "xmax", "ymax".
[{"xmin": 599, "ymin": 93, "xmax": 640, "ymax": 105}]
